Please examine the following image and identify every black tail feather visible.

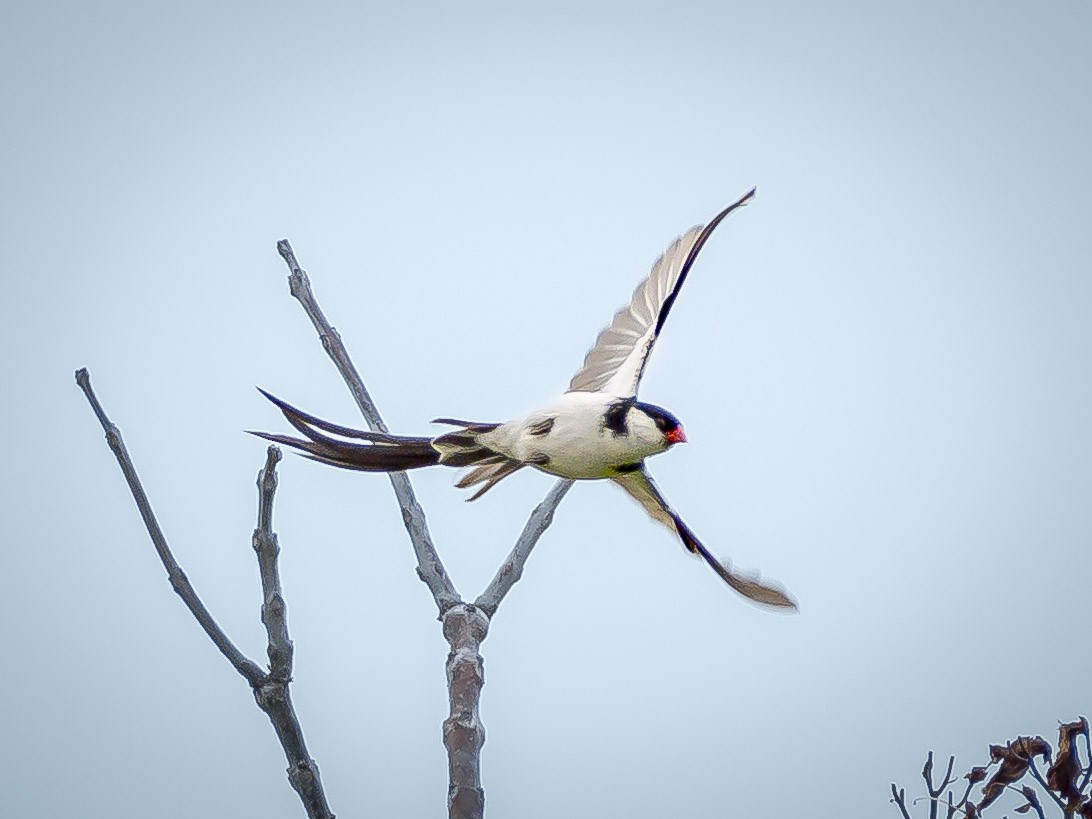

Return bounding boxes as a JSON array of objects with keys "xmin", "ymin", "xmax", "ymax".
[
  {"xmin": 251, "ymin": 389, "xmax": 441, "ymax": 472},
  {"xmin": 253, "ymin": 389, "xmax": 521, "ymax": 485},
  {"xmin": 248, "ymin": 429, "xmax": 441, "ymax": 472},
  {"xmin": 257, "ymin": 388, "xmax": 417, "ymax": 444},
  {"xmin": 431, "ymin": 418, "xmax": 501, "ymax": 434}
]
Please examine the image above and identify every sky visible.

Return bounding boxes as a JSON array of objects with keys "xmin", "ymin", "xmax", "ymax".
[{"xmin": 2, "ymin": 2, "xmax": 1090, "ymax": 817}]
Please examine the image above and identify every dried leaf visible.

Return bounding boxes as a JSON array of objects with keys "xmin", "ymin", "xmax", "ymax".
[
  {"xmin": 966, "ymin": 766, "xmax": 988, "ymax": 784},
  {"xmin": 1013, "ymin": 735, "xmax": 1051, "ymax": 761},
  {"xmin": 1047, "ymin": 718, "xmax": 1087, "ymax": 804},
  {"xmin": 978, "ymin": 737, "xmax": 1047, "ymax": 810}
]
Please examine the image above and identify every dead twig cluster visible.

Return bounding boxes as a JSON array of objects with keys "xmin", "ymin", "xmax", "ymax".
[{"xmin": 891, "ymin": 717, "xmax": 1091, "ymax": 819}]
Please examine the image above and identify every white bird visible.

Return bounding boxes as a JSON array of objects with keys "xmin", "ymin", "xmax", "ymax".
[{"xmin": 253, "ymin": 187, "xmax": 796, "ymax": 609}]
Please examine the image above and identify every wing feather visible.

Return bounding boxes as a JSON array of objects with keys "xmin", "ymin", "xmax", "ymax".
[
  {"xmin": 568, "ymin": 188, "xmax": 755, "ymax": 396},
  {"xmin": 611, "ymin": 467, "xmax": 797, "ymax": 610}
]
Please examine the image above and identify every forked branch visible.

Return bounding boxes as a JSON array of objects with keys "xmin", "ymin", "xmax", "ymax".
[
  {"xmin": 275, "ymin": 240, "xmax": 572, "ymax": 819},
  {"xmin": 76, "ymin": 369, "xmax": 334, "ymax": 819}
]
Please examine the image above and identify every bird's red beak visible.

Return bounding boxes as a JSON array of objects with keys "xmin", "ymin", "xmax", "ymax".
[{"xmin": 666, "ymin": 426, "xmax": 687, "ymax": 445}]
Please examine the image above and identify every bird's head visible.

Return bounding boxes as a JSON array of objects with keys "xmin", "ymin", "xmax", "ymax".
[{"xmin": 634, "ymin": 401, "xmax": 687, "ymax": 446}]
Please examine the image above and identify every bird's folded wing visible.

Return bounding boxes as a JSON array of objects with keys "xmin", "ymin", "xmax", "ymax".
[
  {"xmin": 567, "ymin": 188, "xmax": 755, "ymax": 397},
  {"xmin": 611, "ymin": 467, "xmax": 797, "ymax": 610}
]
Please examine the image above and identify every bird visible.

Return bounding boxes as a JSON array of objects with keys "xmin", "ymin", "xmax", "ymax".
[{"xmin": 252, "ymin": 187, "xmax": 796, "ymax": 610}]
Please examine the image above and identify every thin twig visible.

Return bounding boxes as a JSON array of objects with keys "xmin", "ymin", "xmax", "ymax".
[
  {"xmin": 277, "ymin": 239, "xmax": 460, "ymax": 614},
  {"xmin": 251, "ymin": 446, "xmax": 335, "ymax": 819},
  {"xmin": 475, "ymin": 479, "xmax": 574, "ymax": 616},
  {"xmin": 75, "ymin": 368, "xmax": 265, "ymax": 687},
  {"xmin": 891, "ymin": 784, "xmax": 913, "ymax": 819},
  {"xmin": 938, "ymin": 755, "xmax": 957, "ymax": 793}
]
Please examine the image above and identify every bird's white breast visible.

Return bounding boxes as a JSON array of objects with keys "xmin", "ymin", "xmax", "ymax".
[{"xmin": 482, "ymin": 392, "xmax": 671, "ymax": 480}]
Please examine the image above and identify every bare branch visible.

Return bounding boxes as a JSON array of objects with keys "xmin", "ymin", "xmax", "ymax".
[
  {"xmin": 251, "ymin": 445, "xmax": 335, "ymax": 819},
  {"xmin": 276, "ymin": 239, "xmax": 460, "ymax": 613},
  {"xmin": 277, "ymin": 241, "xmax": 387, "ymax": 433},
  {"xmin": 75, "ymin": 368, "xmax": 265, "ymax": 687},
  {"xmin": 475, "ymin": 479, "xmax": 574, "ymax": 616}
]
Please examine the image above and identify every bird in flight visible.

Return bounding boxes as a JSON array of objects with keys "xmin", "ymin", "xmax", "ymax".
[{"xmin": 253, "ymin": 187, "xmax": 796, "ymax": 609}]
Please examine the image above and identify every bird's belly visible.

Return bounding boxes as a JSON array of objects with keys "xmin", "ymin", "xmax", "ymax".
[{"xmin": 523, "ymin": 417, "xmax": 664, "ymax": 480}]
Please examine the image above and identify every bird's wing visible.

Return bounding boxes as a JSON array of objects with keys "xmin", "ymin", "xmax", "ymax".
[
  {"xmin": 567, "ymin": 188, "xmax": 755, "ymax": 397},
  {"xmin": 611, "ymin": 466, "xmax": 797, "ymax": 610}
]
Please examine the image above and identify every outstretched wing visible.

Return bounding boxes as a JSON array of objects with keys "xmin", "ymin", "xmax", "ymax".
[
  {"xmin": 611, "ymin": 466, "xmax": 797, "ymax": 610},
  {"xmin": 568, "ymin": 188, "xmax": 755, "ymax": 397}
]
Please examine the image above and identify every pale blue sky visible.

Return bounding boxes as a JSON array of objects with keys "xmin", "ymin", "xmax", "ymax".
[{"xmin": 3, "ymin": 2, "xmax": 1090, "ymax": 817}]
